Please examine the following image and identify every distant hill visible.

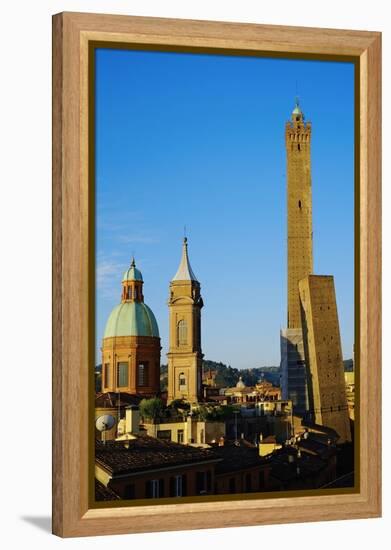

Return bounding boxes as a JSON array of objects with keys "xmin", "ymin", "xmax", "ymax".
[
  {"xmin": 97, "ymin": 361, "xmax": 281, "ymax": 393},
  {"xmin": 98, "ymin": 358, "xmax": 352, "ymax": 393},
  {"xmin": 203, "ymin": 360, "xmax": 281, "ymax": 388}
]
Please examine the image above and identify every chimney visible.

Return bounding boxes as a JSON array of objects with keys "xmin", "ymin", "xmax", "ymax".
[{"xmin": 125, "ymin": 405, "xmax": 140, "ymax": 435}]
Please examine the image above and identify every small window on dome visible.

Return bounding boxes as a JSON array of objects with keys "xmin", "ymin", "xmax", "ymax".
[{"xmin": 117, "ymin": 362, "xmax": 128, "ymax": 388}]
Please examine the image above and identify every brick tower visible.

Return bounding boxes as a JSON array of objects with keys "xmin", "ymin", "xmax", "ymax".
[{"xmin": 281, "ymin": 100, "xmax": 313, "ymax": 413}]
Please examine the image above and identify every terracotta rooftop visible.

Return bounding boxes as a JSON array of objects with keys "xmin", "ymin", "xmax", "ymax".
[{"xmin": 95, "ymin": 435, "xmax": 219, "ymax": 476}]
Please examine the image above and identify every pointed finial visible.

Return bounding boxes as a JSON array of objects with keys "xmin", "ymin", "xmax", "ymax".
[
  {"xmin": 172, "ymin": 233, "xmax": 198, "ymax": 282},
  {"xmin": 130, "ymin": 256, "xmax": 136, "ymax": 267}
]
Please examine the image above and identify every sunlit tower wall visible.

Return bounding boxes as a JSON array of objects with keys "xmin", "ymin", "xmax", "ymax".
[
  {"xmin": 281, "ymin": 100, "xmax": 313, "ymax": 414},
  {"xmin": 299, "ymin": 275, "xmax": 351, "ymax": 443}
]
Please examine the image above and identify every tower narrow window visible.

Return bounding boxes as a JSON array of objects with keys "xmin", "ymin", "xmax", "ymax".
[
  {"xmin": 138, "ymin": 363, "xmax": 148, "ymax": 386},
  {"xmin": 177, "ymin": 319, "xmax": 188, "ymax": 346},
  {"xmin": 298, "ymin": 200, "xmax": 302, "ymax": 209},
  {"xmin": 179, "ymin": 372, "xmax": 186, "ymax": 390},
  {"xmin": 104, "ymin": 363, "xmax": 110, "ymax": 388},
  {"xmin": 298, "ymin": 143, "xmax": 301, "ymax": 151},
  {"xmin": 117, "ymin": 362, "xmax": 128, "ymax": 387},
  {"xmin": 127, "ymin": 286, "xmax": 132, "ymax": 300}
]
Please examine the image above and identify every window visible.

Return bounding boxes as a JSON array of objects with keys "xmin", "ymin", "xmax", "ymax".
[
  {"xmin": 229, "ymin": 477, "xmax": 236, "ymax": 493},
  {"xmin": 117, "ymin": 362, "xmax": 128, "ymax": 387},
  {"xmin": 127, "ymin": 286, "xmax": 132, "ymax": 300},
  {"xmin": 104, "ymin": 363, "xmax": 110, "ymax": 387},
  {"xmin": 245, "ymin": 473, "xmax": 252, "ymax": 492},
  {"xmin": 179, "ymin": 372, "xmax": 186, "ymax": 390},
  {"xmin": 177, "ymin": 319, "xmax": 188, "ymax": 346},
  {"xmin": 259, "ymin": 470, "xmax": 265, "ymax": 490},
  {"xmin": 146, "ymin": 479, "xmax": 164, "ymax": 498},
  {"xmin": 206, "ymin": 470, "xmax": 212, "ymax": 492},
  {"xmin": 196, "ymin": 472, "xmax": 207, "ymax": 495},
  {"xmin": 124, "ymin": 484, "xmax": 135, "ymax": 499},
  {"xmin": 298, "ymin": 200, "xmax": 302, "ymax": 209},
  {"xmin": 138, "ymin": 363, "xmax": 148, "ymax": 386},
  {"xmin": 157, "ymin": 429, "xmax": 171, "ymax": 441},
  {"xmin": 177, "ymin": 429, "xmax": 184, "ymax": 444},
  {"xmin": 169, "ymin": 474, "xmax": 187, "ymax": 497}
]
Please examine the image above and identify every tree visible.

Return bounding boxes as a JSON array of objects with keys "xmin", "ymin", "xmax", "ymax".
[{"xmin": 139, "ymin": 397, "xmax": 164, "ymax": 421}]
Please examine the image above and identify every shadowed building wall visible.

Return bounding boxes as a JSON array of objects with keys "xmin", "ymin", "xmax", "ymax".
[{"xmin": 299, "ymin": 275, "xmax": 351, "ymax": 443}]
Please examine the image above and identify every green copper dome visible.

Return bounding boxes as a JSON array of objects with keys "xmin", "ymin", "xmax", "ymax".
[
  {"xmin": 104, "ymin": 302, "xmax": 159, "ymax": 338},
  {"xmin": 122, "ymin": 258, "xmax": 143, "ymax": 282}
]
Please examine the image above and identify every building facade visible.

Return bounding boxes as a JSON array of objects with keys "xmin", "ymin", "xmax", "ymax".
[
  {"xmin": 299, "ymin": 275, "xmax": 351, "ymax": 443},
  {"xmin": 167, "ymin": 238, "xmax": 203, "ymax": 403},
  {"xmin": 281, "ymin": 100, "xmax": 313, "ymax": 413},
  {"xmin": 101, "ymin": 259, "xmax": 161, "ymax": 396}
]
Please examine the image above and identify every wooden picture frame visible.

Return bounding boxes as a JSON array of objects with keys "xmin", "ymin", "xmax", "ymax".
[{"xmin": 52, "ymin": 12, "xmax": 381, "ymax": 537}]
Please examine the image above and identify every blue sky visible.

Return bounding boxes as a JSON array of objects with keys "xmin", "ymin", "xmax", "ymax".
[{"xmin": 95, "ymin": 48, "xmax": 355, "ymax": 368}]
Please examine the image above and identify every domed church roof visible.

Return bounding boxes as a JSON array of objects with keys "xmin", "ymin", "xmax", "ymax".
[
  {"xmin": 104, "ymin": 302, "xmax": 159, "ymax": 338},
  {"xmin": 104, "ymin": 258, "xmax": 159, "ymax": 339}
]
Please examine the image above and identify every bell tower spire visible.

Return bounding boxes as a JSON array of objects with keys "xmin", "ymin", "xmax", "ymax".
[{"xmin": 167, "ymin": 238, "xmax": 203, "ymax": 404}]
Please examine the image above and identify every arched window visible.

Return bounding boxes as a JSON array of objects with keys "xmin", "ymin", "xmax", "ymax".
[
  {"xmin": 177, "ymin": 319, "xmax": 188, "ymax": 346},
  {"xmin": 127, "ymin": 286, "xmax": 132, "ymax": 300}
]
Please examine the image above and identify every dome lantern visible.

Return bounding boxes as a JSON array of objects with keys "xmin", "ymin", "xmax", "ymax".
[{"xmin": 121, "ymin": 258, "xmax": 144, "ymax": 303}]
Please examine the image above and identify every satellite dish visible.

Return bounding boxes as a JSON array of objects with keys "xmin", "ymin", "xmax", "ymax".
[{"xmin": 95, "ymin": 414, "xmax": 116, "ymax": 432}]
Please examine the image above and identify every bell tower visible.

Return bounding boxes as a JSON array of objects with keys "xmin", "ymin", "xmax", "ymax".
[
  {"xmin": 281, "ymin": 99, "xmax": 313, "ymax": 414},
  {"xmin": 167, "ymin": 238, "xmax": 203, "ymax": 404},
  {"xmin": 286, "ymin": 99, "xmax": 313, "ymax": 328}
]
